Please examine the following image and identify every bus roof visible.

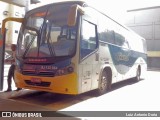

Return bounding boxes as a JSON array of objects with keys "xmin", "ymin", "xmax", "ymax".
[
  {"xmin": 25, "ymin": 0, "xmax": 145, "ymax": 40},
  {"xmin": 27, "ymin": 0, "xmax": 86, "ymax": 14}
]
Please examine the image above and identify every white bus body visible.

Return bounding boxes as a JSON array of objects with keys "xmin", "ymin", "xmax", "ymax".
[{"xmin": 10, "ymin": 1, "xmax": 147, "ymax": 95}]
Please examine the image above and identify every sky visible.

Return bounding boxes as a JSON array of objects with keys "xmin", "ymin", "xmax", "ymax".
[{"xmin": 32, "ymin": 0, "xmax": 160, "ymax": 23}]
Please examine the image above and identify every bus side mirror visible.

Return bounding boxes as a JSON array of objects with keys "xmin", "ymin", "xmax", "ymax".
[{"xmin": 67, "ymin": 5, "xmax": 84, "ymax": 26}]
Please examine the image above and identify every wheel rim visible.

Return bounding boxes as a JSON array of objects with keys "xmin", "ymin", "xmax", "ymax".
[
  {"xmin": 137, "ymin": 68, "xmax": 140, "ymax": 81},
  {"xmin": 100, "ymin": 74, "xmax": 107, "ymax": 92}
]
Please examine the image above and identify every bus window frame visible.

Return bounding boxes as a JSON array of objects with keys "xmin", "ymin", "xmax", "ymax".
[{"xmin": 79, "ymin": 15, "xmax": 99, "ymax": 62}]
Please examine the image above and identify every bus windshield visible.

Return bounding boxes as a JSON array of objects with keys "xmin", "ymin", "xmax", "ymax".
[{"xmin": 17, "ymin": 3, "xmax": 77, "ymax": 59}]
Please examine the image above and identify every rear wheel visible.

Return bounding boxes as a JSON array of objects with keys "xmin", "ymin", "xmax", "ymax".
[
  {"xmin": 98, "ymin": 70, "xmax": 109, "ymax": 95},
  {"xmin": 135, "ymin": 67, "xmax": 141, "ymax": 81}
]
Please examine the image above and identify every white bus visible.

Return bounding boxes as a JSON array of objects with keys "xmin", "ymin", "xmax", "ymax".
[{"xmin": 2, "ymin": 1, "xmax": 147, "ymax": 95}]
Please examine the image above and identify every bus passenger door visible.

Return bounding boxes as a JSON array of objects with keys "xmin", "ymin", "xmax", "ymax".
[{"xmin": 79, "ymin": 18, "xmax": 99, "ymax": 93}]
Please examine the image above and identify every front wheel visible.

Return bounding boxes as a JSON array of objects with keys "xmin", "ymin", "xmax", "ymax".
[{"xmin": 97, "ymin": 70, "xmax": 109, "ymax": 95}]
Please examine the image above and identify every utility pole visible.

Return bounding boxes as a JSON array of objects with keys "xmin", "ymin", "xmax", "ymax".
[{"xmin": 0, "ymin": 30, "xmax": 4, "ymax": 90}]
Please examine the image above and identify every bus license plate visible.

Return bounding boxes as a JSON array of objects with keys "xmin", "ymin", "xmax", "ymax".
[{"xmin": 31, "ymin": 78, "xmax": 42, "ymax": 83}]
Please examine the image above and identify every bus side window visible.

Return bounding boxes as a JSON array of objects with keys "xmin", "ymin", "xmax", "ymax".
[
  {"xmin": 98, "ymin": 15, "xmax": 115, "ymax": 44},
  {"xmin": 80, "ymin": 20, "xmax": 97, "ymax": 59},
  {"xmin": 114, "ymin": 32, "xmax": 125, "ymax": 46},
  {"xmin": 114, "ymin": 27, "xmax": 129, "ymax": 49}
]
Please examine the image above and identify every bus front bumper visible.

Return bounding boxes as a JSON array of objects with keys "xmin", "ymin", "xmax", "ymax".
[{"xmin": 14, "ymin": 71, "xmax": 78, "ymax": 95}]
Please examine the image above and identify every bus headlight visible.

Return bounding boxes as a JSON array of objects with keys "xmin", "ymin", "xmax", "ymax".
[
  {"xmin": 55, "ymin": 66, "xmax": 74, "ymax": 76},
  {"xmin": 67, "ymin": 66, "xmax": 74, "ymax": 73}
]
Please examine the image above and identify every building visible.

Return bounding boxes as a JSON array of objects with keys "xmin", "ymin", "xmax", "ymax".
[
  {"xmin": 0, "ymin": 1, "xmax": 25, "ymax": 50},
  {"xmin": 125, "ymin": 6, "xmax": 160, "ymax": 69}
]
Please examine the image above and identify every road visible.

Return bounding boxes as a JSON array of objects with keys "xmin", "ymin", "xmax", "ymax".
[{"xmin": 0, "ymin": 70, "xmax": 160, "ymax": 119}]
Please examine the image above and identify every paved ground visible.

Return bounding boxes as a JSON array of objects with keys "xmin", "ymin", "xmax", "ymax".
[{"xmin": 0, "ymin": 70, "xmax": 160, "ymax": 120}]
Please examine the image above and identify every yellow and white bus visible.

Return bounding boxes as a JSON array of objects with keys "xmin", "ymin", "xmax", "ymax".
[{"xmin": 2, "ymin": 1, "xmax": 147, "ymax": 95}]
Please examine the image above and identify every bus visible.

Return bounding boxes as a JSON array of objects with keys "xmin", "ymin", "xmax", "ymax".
[{"xmin": 2, "ymin": 1, "xmax": 147, "ymax": 95}]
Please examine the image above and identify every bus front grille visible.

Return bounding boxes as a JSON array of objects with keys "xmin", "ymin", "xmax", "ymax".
[
  {"xmin": 25, "ymin": 80, "xmax": 51, "ymax": 87},
  {"xmin": 22, "ymin": 70, "xmax": 55, "ymax": 77}
]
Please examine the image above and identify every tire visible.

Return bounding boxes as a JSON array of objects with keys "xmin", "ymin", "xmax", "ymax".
[
  {"xmin": 135, "ymin": 67, "xmax": 141, "ymax": 81},
  {"xmin": 97, "ymin": 70, "xmax": 109, "ymax": 95}
]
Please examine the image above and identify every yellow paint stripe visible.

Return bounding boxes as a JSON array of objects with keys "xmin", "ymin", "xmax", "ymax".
[
  {"xmin": 2, "ymin": 17, "xmax": 24, "ymax": 34},
  {"xmin": 147, "ymin": 51, "xmax": 160, "ymax": 57},
  {"xmin": 0, "ymin": 40, "xmax": 2, "ymax": 47}
]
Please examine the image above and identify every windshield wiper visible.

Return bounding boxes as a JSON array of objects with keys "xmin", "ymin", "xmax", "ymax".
[
  {"xmin": 23, "ymin": 35, "xmax": 36, "ymax": 58},
  {"xmin": 22, "ymin": 26, "xmax": 40, "ymax": 58},
  {"xmin": 46, "ymin": 23, "xmax": 55, "ymax": 57}
]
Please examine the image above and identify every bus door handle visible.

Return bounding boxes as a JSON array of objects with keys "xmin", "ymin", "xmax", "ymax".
[{"xmin": 95, "ymin": 52, "xmax": 99, "ymax": 61}]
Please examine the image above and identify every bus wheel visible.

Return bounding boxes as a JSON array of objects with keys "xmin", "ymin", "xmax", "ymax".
[
  {"xmin": 135, "ymin": 67, "xmax": 141, "ymax": 81},
  {"xmin": 98, "ymin": 70, "xmax": 109, "ymax": 95}
]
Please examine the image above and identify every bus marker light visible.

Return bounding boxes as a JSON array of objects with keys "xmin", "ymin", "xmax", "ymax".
[{"xmin": 68, "ymin": 67, "xmax": 74, "ymax": 73}]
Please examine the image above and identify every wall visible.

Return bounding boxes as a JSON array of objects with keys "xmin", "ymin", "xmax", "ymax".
[
  {"xmin": 0, "ymin": 1, "xmax": 25, "ymax": 50},
  {"xmin": 125, "ymin": 7, "xmax": 160, "ymax": 69}
]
